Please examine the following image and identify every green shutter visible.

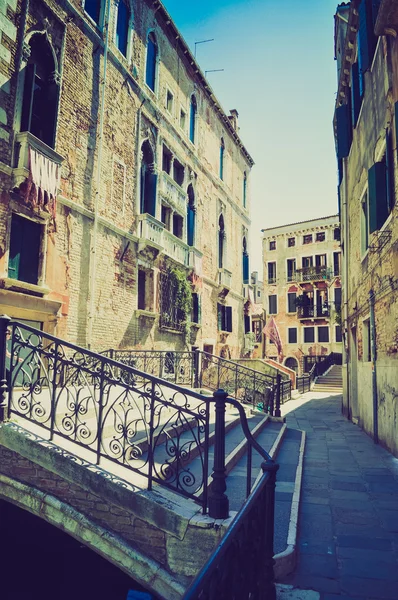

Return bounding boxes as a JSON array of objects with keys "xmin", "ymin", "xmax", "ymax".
[
  {"xmin": 217, "ymin": 303, "xmax": 223, "ymax": 330},
  {"xmin": 351, "ymin": 62, "xmax": 361, "ymax": 127},
  {"xmin": 8, "ymin": 215, "xmax": 23, "ymax": 280},
  {"xmin": 226, "ymin": 306, "xmax": 233, "ymax": 332},
  {"xmin": 368, "ymin": 161, "xmax": 388, "ymax": 233},
  {"xmin": 336, "ymin": 104, "xmax": 352, "ymax": 159}
]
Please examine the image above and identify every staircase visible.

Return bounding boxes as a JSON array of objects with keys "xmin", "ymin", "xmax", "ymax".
[{"xmin": 312, "ymin": 364, "xmax": 343, "ymax": 393}]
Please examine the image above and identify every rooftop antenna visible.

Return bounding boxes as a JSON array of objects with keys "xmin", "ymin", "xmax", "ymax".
[
  {"xmin": 194, "ymin": 38, "xmax": 214, "ymax": 58},
  {"xmin": 205, "ymin": 69, "xmax": 225, "ymax": 77}
]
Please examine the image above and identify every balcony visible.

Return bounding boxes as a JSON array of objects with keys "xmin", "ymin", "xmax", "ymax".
[
  {"xmin": 163, "ymin": 229, "xmax": 189, "ymax": 267},
  {"xmin": 138, "ymin": 214, "xmax": 164, "ymax": 253},
  {"xmin": 139, "ymin": 214, "xmax": 191, "ymax": 267},
  {"xmin": 295, "ymin": 266, "xmax": 332, "ymax": 282},
  {"xmin": 12, "ymin": 132, "xmax": 64, "ymax": 220},
  {"xmin": 158, "ymin": 172, "xmax": 187, "ymax": 214},
  {"xmin": 188, "ymin": 247, "xmax": 203, "ymax": 276},
  {"xmin": 218, "ymin": 268, "xmax": 232, "ymax": 288},
  {"xmin": 297, "ymin": 304, "xmax": 330, "ymax": 319}
]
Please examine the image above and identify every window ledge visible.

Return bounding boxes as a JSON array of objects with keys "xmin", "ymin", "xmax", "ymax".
[
  {"xmin": 0, "ymin": 278, "xmax": 50, "ymax": 296},
  {"xmin": 134, "ymin": 309, "xmax": 156, "ymax": 319},
  {"xmin": 190, "ymin": 322, "xmax": 201, "ymax": 329}
]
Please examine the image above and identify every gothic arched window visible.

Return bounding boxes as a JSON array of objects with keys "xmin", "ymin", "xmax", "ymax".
[
  {"xmin": 140, "ymin": 140, "xmax": 157, "ymax": 216},
  {"xmin": 187, "ymin": 184, "xmax": 195, "ymax": 246}
]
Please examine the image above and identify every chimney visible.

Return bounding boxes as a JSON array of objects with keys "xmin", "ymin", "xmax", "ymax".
[{"xmin": 228, "ymin": 109, "xmax": 239, "ymax": 132}]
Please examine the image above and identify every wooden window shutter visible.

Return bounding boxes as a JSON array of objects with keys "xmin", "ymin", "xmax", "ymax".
[
  {"xmin": 368, "ymin": 161, "xmax": 388, "ymax": 233},
  {"xmin": 358, "ymin": 0, "xmax": 371, "ymax": 73},
  {"xmin": 20, "ymin": 63, "xmax": 36, "ymax": 133},
  {"xmin": 336, "ymin": 104, "xmax": 351, "ymax": 159},
  {"xmin": 8, "ymin": 215, "xmax": 23, "ymax": 280},
  {"xmin": 243, "ymin": 252, "xmax": 249, "ymax": 284},
  {"xmin": 147, "ymin": 172, "xmax": 157, "ymax": 217},
  {"xmin": 351, "ymin": 63, "xmax": 361, "ymax": 127},
  {"xmin": 385, "ymin": 129, "xmax": 395, "ymax": 212},
  {"xmin": 197, "ymin": 294, "xmax": 202, "ymax": 324},
  {"xmin": 217, "ymin": 303, "xmax": 223, "ymax": 330},
  {"xmin": 226, "ymin": 306, "xmax": 233, "ymax": 332}
]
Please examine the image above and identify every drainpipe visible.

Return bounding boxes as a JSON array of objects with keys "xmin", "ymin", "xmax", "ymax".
[
  {"xmin": 342, "ymin": 156, "xmax": 350, "ymax": 418},
  {"xmin": 369, "ymin": 289, "xmax": 378, "ymax": 444},
  {"xmin": 87, "ymin": 0, "xmax": 111, "ymax": 349}
]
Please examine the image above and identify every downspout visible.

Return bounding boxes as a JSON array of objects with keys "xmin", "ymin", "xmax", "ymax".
[
  {"xmin": 342, "ymin": 156, "xmax": 350, "ymax": 418},
  {"xmin": 87, "ymin": 0, "xmax": 111, "ymax": 349},
  {"xmin": 369, "ymin": 289, "xmax": 378, "ymax": 444}
]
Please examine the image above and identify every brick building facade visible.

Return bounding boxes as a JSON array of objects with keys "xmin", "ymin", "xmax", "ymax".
[
  {"xmin": 334, "ymin": 0, "xmax": 398, "ymax": 456},
  {"xmin": 262, "ymin": 216, "xmax": 342, "ymax": 375},
  {"xmin": 0, "ymin": 0, "xmax": 253, "ymax": 357}
]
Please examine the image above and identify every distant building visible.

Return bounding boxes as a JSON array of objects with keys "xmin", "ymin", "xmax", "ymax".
[
  {"xmin": 262, "ymin": 216, "xmax": 342, "ymax": 374},
  {"xmin": 334, "ymin": 0, "xmax": 398, "ymax": 456}
]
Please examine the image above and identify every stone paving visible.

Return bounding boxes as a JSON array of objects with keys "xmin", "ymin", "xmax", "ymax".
[{"xmin": 279, "ymin": 392, "xmax": 398, "ymax": 600}]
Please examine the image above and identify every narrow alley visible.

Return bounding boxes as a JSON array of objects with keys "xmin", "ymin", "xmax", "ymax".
[{"xmin": 279, "ymin": 392, "xmax": 398, "ymax": 600}]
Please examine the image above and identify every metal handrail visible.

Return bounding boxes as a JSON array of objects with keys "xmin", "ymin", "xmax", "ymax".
[{"xmin": 0, "ymin": 318, "xmax": 277, "ymax": 518}]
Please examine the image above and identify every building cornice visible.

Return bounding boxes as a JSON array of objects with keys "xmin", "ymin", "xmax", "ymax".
[{"xmin": 335, "ymin": 0, "xmax": 360, "ymax": 111}]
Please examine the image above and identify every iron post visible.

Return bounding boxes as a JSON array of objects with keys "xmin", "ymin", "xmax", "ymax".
[
  {"xmin": 0, "ymin": 315, "xmax": 11, "ymax": 422},
  {"xmin": 274, "ymin": 373, "xmax": 281, "ymax": 418},
  {"xmin": 208, "ymin": 388, "xmax": 229, "ymax": 519},
  {"xmin": 261, "ymin": 460, "xmax": 279, "ymax": 600}
]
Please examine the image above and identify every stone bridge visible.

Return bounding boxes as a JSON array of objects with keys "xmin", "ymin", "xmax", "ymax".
[{"xmin": 0, "ymin": 318, "xmax": 284, "ymax": 599}]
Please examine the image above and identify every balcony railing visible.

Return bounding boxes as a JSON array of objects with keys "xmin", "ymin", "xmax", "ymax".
[
  {"xmin": 139, "ymin": 213, "xmax": 164, "ymax": 247},
  {"xmin": 158, "ymin": 171, "xmax": 187, "ymax": 214},
  {"xmin": 297, "ymin": 304, "xmax": 330, "ymax": 319},
  {"xmin": 13, "ymin": 131, "xmax": 64, "ymax": 190},
  {"xmin": 218, "ymin": 268, "xmax": 232, "ymax": 288},
  {"xmin": 296, "ymin": 266, "xmax": 332, "ymax": 282},
  {"xmin": 188, "ymin": 247, "xmax": 203, "ymax": 276},
  {"xmin": 163, "ymin": 229, "xmax": 189, "ymax": 266},
  {"xmin": 139, "ymin": 214, "xmax": 190, "ymax": 267}
]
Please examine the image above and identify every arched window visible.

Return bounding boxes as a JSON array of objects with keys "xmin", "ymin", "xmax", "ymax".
[
  {"xmin": 145, "ymin": 31, "xmax": 157, "ymax": 92},
  {"xmin": 242, "ymin": 237, "xmax": 249, "ymax": 284},
  {"xmin": 189, "ymin": 95, "xmax": 197, "ymax": 144},
  {"xmin": 84, "ymin": 0, "xmax": 103, "ymax": 25},
  {"xmin": 21, "ymin": 34, "xmax": 59, "ymax": 148},
  {"xmin": 187, "ymin": 184, "xmax": 195, "ymax": 246},
  {"xmin": 219, "ymin": 138, "xmax": 225, "ymax": 180},
  {"xmin": 116, "ymin": 0, "xmax": 131, "ymax": 57},
  {"xmin": 218, "ymin": 214, "xmax": 225, "ymax": 269},
  {"xmin": 243, "ymin": 171, "xmax": 247, "ymax": 208},
  {"xmin": 140, "ymin": 140, "xmax": 157, "ymax": 216}
]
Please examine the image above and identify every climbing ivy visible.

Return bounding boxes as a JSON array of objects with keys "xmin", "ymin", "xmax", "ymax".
[{"xmin": 169, "ymin": 266, "xmax": 192, "ymax": 331}]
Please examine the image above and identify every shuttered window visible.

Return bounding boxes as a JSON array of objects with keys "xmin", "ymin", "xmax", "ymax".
[
  {"xmin": 116, "ymin": 0, "xmax": 130, "ymax": 56},
  {"xmin": 288, "ymin": 328, "xmax": 297, "ymax": 344},
  {"xmin": 368, "ymin": 159, "xmax": 388, "ymax": 233},
  {"xmin": 304, "ymin": 327, "xmax": 315, "ymax": 343},
  {"xmin": 192, "ymin": 293, "xmax": 201, "ymax": 324},
  {"xmin": 268, "ymin": 295, "xmax": 277, "ymax": 315},
  {"xmin": 336, "ymin": 103, "xmax": 352, "ymax": 159},
  {"xmin": 8, "ymin": 214, "xmax": 41, "ymax": 285},
  {"xmin": 217, "ymin": 304, "xmax": 232, "ymax": 332},
  {"xmin": 287, "ymin": 293, "xmax": 296, "ymax": 313},
  {"xmin": 318, "ymin": 327, "xmax": 329, "ymax": 343},
  {"xmin": 146, "ymin": 33, "xmax": 157, "ymax": 91},
  {"xmin": 351, "ymin": 62, "xmax": 361, "ymax": 127},
  {"xmin": 335, "ymin": 326, "xmax": 342, "ymax": 343}
]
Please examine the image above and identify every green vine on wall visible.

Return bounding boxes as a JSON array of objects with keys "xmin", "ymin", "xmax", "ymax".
[{"xmin": 169, "ymin": 266, "xmax": 192, "ymax": 334}]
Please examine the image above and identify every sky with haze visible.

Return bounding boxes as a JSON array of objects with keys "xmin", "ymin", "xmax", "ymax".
[{"xmin": 162, "ymin": 0, "xmax": 341, "ymax": 272}]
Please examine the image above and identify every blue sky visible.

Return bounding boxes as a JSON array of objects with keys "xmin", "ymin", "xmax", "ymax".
[{"xmin": 162, "ymin": 0, "xmax": 340, "ymax": 272}]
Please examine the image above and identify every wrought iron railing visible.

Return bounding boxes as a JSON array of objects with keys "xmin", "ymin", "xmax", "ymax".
[
  {"xmin": 103, "ymin": 349, "xmax": 195, "ymax": 387},
  {"xmin": 183, "ymin": 455, "xmax": 278, "ymax": 600},
  {"xmin": 297, "ymin": 304, "xmax": 330, "ymax": 319},
  {"xmin": 0, "ymin": 318, "xmax": 278, "ymax": 524},
  {"xmin": 295, "ymin": 266, "xmax": 332, "ymax": 282},
  {"xmin": 103, "ymin": 348, "xmax": 292, "ymax": 417},
  {"xmin": 297, "ymin": 352, "xmax": 342, "ymax": 393}
]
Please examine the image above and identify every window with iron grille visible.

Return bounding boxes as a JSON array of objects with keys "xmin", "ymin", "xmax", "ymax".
[{"xmin": 159, "ymin": 270, "xmax": 185, "ymax": 331}]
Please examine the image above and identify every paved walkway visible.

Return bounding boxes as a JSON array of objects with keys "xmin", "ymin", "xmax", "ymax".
[{"xmin": 279, "ymin": 392, "xmax": 398, "ymax": 600}]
